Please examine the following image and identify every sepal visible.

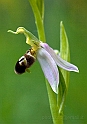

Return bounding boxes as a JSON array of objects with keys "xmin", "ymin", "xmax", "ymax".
[{"xmin": 8, "ymin": 27, "xmax": 40, "ymax": 50}]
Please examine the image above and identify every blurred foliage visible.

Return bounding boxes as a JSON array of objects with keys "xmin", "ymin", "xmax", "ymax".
[{"xmin": 0, "ymin": 0, "xmax": 87, "ymax": 123}]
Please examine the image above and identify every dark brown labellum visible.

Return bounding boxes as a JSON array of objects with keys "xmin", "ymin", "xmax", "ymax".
[{"xmin": 15, "ymin": 50, "xmax": 36, "ymax": 74}]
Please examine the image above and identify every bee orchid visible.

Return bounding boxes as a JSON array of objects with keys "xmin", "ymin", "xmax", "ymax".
[{"xmin": 8, "ymin": 27, "xmax": 79, "ymax": 94}]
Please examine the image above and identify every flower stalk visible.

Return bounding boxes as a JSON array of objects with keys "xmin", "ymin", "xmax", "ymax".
[
  {"xmin": 28, "ymin": 0, "xmax": 64, "ymax": 124},
  {"xmin": 28, "ymin": 0, "xmax": 45, "ymax": 42}
]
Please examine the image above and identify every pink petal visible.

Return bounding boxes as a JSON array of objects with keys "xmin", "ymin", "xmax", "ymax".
[
  {"xmin": 40, "ymin": 42, "xmax": 79, "ymax": 72},
  {"xmin": 37, "ymin": 48, "xmax": 59, "ymax": 94}
]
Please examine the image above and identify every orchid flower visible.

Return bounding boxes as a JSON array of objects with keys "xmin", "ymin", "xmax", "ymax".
[{"xmin": 8, "ymin": 27, "xmax": 79, "ymax": 94}]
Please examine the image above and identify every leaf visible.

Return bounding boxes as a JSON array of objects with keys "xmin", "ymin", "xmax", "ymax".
[
  {"xmin": 57, "ymin": 21, "xmax": 70, "ymax": 114},
  {"xmin": 57, "ymin": 68, "xmax": 66, "ymax": 114},
  {"xmin": 60, "ymin": 21, "xmax": 70, "ymax": 86}
]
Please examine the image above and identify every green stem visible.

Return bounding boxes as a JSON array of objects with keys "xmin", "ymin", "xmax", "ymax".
[
  {"xmin": 46, "ymin": 81, "xmax": 63, "ymax": 124},
  {"xmin": 28, "ymin": 1, "xmax": 63, "ymax": 123},
  {"xmin": 28, "ymin": 0, "xmax": 46, "ymax": 42}
]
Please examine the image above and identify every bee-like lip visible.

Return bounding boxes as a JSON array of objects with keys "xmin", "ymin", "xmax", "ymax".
[{"xmin": 14, "ymin": 50, "xmax": 36, "ymax": 74}]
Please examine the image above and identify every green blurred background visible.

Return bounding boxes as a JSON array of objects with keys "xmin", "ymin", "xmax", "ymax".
[{"xmin": 0, "ymin": 0, "xmax": 86, "ymax": 123}]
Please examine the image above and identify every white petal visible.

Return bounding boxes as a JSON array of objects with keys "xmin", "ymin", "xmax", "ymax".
[
  {"xmin": 37, "ymin": 48, "xmax": 59, "ymax": 94},
  {"xmin": 40, "ymin": 42, "xmax": 79, "ymax": 72}
]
